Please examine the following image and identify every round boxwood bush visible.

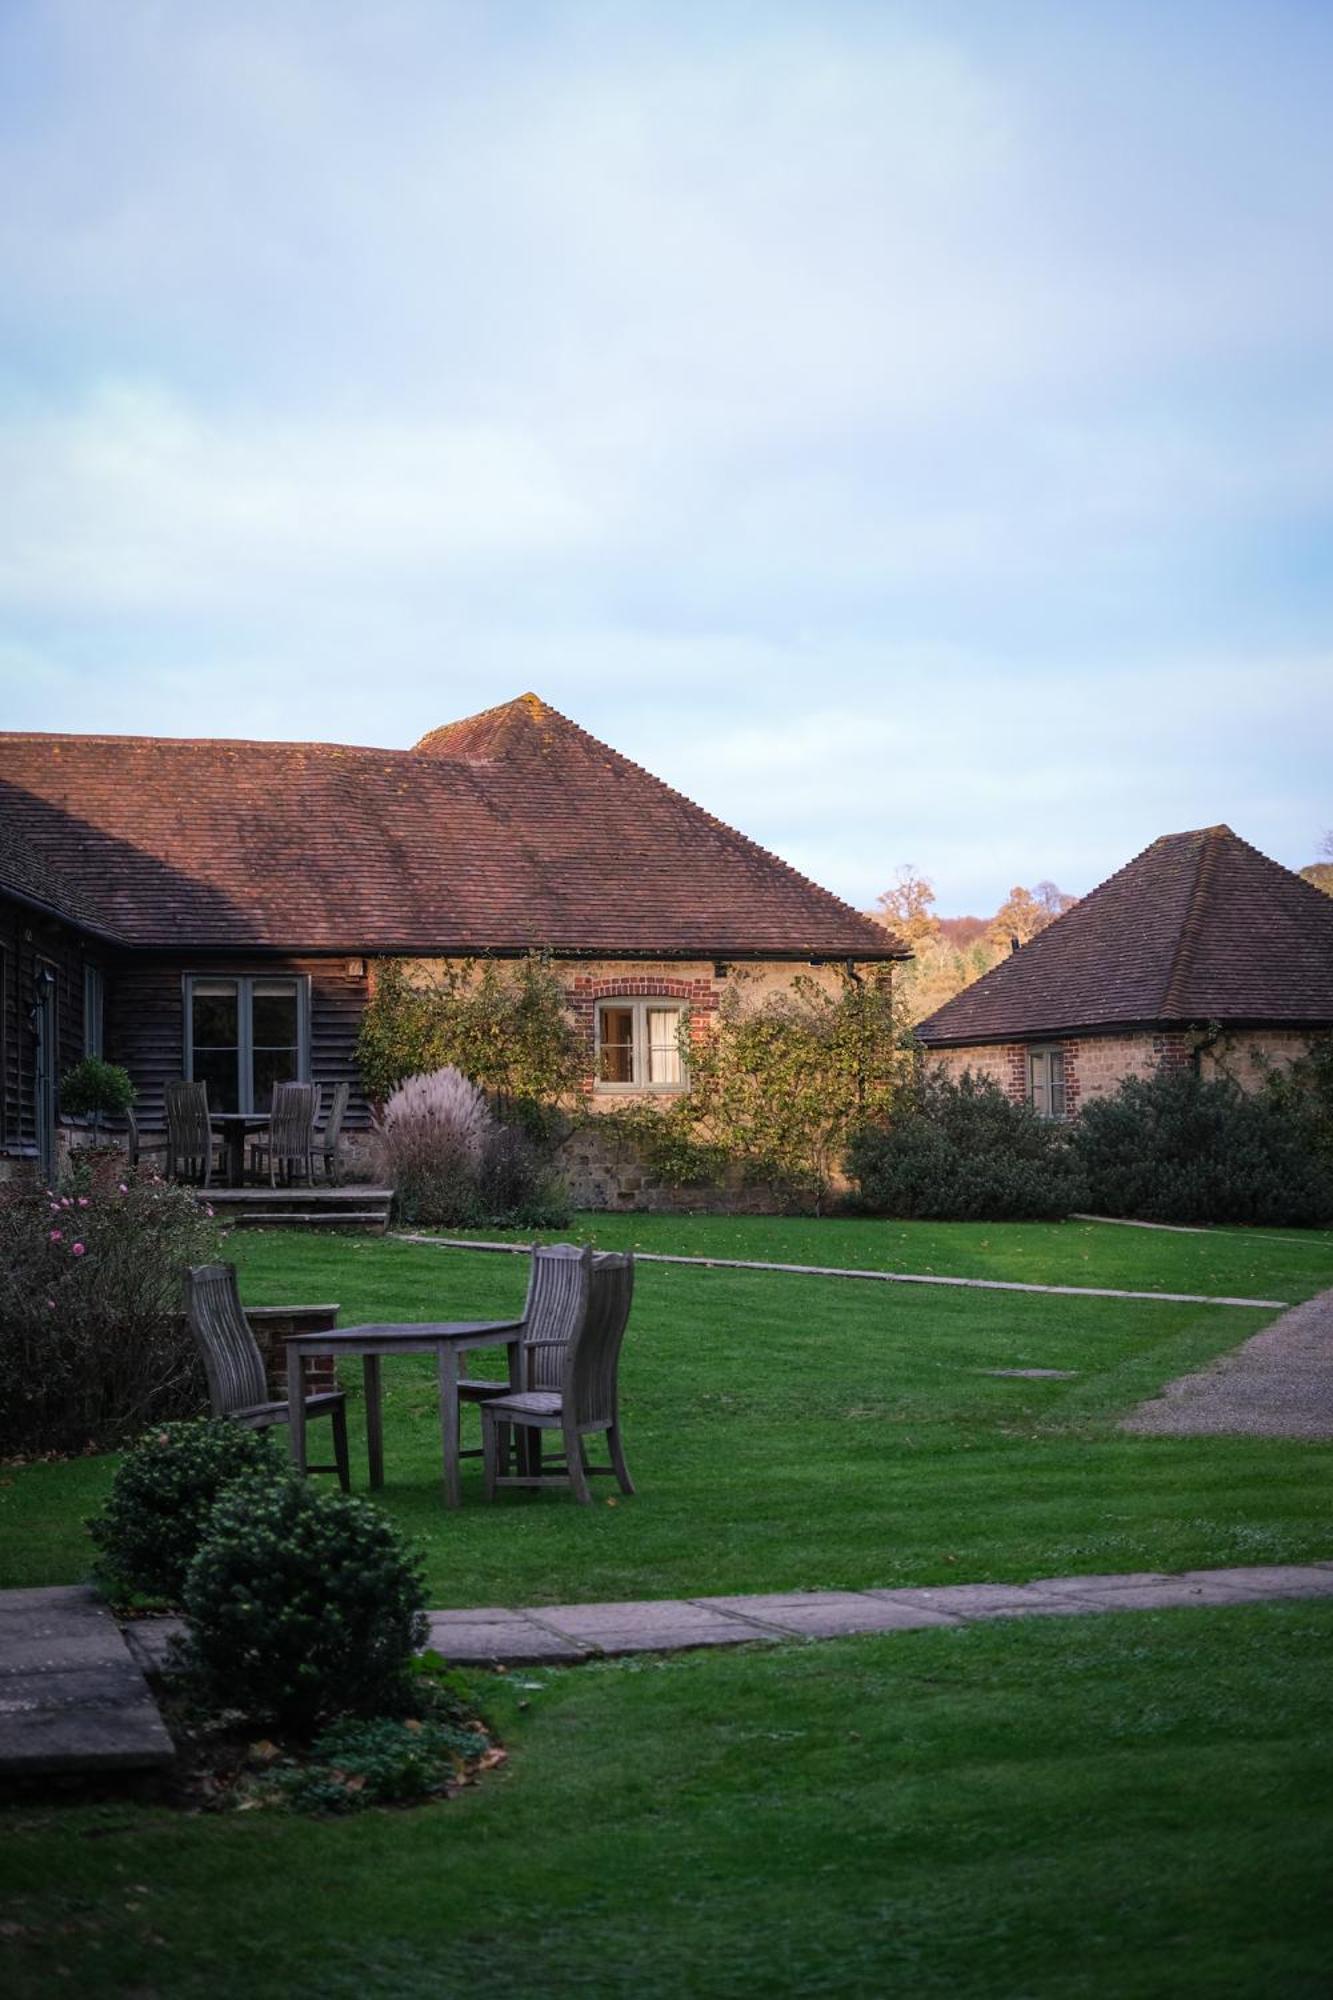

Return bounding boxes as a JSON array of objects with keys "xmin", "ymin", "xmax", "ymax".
[
  {"xmin": 88, "ymin": 1418, "xmax": 281, "ymax": 1603},
  {"xmin": 181, "ymin": 1476, "xmax": 429, "ymax": 1735}
]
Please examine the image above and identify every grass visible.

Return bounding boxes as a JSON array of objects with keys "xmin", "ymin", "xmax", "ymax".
[
  {"xmin": 3, "ymin": 1600, "xmax": 1333, "ymax": 1997},
  {"xmin": 2, "ymin": 1215, "xmax": 1330, "ymax": 1604},
  {"xmin": 2, "ymin": 1216, "xmax": 1331, "ymax": 1996},
  {"xmin": 441, "ymin": 1210, "xmax": 1333, "ymax": 1302}
]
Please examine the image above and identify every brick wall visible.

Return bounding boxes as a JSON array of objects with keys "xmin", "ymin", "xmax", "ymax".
[{"xmin": 930, "ymin": 1026, "xmax": 1322, "ymax": 1112}]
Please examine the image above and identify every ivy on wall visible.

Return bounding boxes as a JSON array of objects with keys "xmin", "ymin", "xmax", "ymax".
[
  {"xmin": 356, "ymin": 956, "xmax": 585, "ymax": 1132},
  {"xmin": 358, "ymin": 958, "xmax": 908, "ymax": 1210}
]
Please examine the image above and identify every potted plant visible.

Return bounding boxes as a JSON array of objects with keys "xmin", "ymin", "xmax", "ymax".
[{"xmin": 60, "ymin": 1056, "xmax": 136, "ymax": 1145}]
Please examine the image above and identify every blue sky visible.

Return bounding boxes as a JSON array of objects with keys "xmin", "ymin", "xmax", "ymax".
[{"xmin": 1, "ymin": 0, "xmax": 1330, "ymax": 913}]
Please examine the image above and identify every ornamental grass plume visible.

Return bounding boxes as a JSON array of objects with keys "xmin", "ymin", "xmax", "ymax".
[{"xmin": 373, "ymin": 1066, "xmax": 496, "ymax": 1225}]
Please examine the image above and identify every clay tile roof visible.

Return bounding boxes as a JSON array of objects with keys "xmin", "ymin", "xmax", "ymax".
[
  {"xmin": 0, "ymin": 696, "xmax": 903, "ymax": 960},
  {"xmin": 0, "ymin": 806, "xmax": 127, "ymax": 942},
  {"xmin": 916, "ymin": 826, "xmax": 1333, "ymax": 1046}
]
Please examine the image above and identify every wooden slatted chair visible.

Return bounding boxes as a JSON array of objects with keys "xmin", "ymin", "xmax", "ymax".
[
  {"xmin": 185, "ymin": 1262, "xmax": 350, "ymax": 1490},
  {"xmin": 165, "ymin": 1080, "xmax": 220, "ymax": 1186},
  {"xmin": 250, "ymin": 1081, "xmax": 319, "ymax": 1187},
  {"xmin": 126, "ymin": 1107, "xmax": 167, "ymax": 1173},
  {"xmin": 452, "ymin": 1243, "xmax": 593, "ymax": 1464},
  {"xmin": 319, "ymin": 1079, "xmax": 350, "ymax": 1184},
  {"xmin": 481, "ymin": 1250, "xmax": 635, "ymax": 1504}
]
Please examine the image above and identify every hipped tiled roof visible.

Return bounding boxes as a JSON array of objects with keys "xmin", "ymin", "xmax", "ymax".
[
  {"xmin": 916, "ymin": 826, "xmax": 1333, "ymax": 1046},
  {"xmin": 0, "ymin": 694, "xmax": 902, "ymax": 960},
  {"xmin": 0, "ymin": 813, "xmax": 127, "ymax": 942}
]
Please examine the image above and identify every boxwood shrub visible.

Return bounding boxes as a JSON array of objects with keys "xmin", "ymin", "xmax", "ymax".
[
  {"xmin": 181, "ymin": 1476, "xmax": 429, "ymax": 1735},
  {"xmin": 88, "ymin": 1418, "xmax": 282, "ymax": 1604}
]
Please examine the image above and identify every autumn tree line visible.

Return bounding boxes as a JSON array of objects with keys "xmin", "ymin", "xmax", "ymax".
[{"xmin": 867, "ymin": 867, "xmax": 1078, "ymax": 1024}]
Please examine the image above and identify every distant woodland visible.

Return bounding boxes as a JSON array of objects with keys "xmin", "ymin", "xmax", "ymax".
[{"xmin": 868, "ymin": 868, "xmax": 1077, "ymax": 1024}]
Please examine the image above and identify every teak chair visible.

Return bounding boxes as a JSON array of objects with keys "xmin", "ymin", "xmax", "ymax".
[
  {"xmin": 126, "ymin": 1107, "xmax": 167, "ymax": 1172},
  {"xmin": 481, "ymin": 1250, "xmax": 635, "ymax": 1503},
  {"xmin": 452, "ymin": 1243, "xmax": 593, "ymax": 1462},
  {"xmin": 250, "ymin": 1081, "xmax": 319, "ymax": 1186},
  {"xmin": 320, "ymin": 1079, "xmax": 350, "ymax": 1184},
  {"xmin": 185, "ymin": 1262, "xmax": 350, "ymax": 1489},
  {"xmin": 165, "ymin": 1080, "xmax": 219, "ymax": 1186}
]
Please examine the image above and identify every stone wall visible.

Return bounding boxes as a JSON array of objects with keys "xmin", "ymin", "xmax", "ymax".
[
  {"xmin": 930, "ymin": 1026, "xmax": 1321, "ymax": 1113},
  {"xmin": 555, "ymin": 1119, "xmax": 798, "ymax": 1214},
  {"xmin": 400, "ymin": 954, "xmax": 873, "ymax": 1112}
]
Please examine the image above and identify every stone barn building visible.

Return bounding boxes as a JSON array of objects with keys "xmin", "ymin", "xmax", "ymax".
[{"xmin": 915, "ymin": 825, "xmax": 1333, "ymax": 1118}]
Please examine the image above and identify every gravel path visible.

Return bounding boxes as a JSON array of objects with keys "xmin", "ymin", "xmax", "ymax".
[{"xmin": 1122, "ymin": 1286, "xmax": 1333, "ymax": 1439}]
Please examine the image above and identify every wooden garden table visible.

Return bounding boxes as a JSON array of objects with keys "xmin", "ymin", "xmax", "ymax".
[
  {"xmin": 285, "ymin": 1320, "xmax": 525, "ymax": 1508},
  {"xmin": 209, "ymin": 1111, "xmax": 271, "ymax": 1186}
]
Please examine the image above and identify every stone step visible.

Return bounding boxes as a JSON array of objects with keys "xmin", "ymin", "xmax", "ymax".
[
  {"xmin": 227, "ymin": 1209, "xmax": 389, "ymax": 1232},
  {"xmin": 0, "ymin": 1586, "xmax": 174, "ymax": 1780}
]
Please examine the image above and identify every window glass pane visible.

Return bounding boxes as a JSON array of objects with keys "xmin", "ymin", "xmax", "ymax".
[
  {"xmin": 192, "ymin": 982, "xmax": 239, "ymax": 1047},
  {"xmin": 193, "ymin": 1047, "xmax": 239, "ymax": 1113},
  {"xmin": 599, "ymin": 1006, "xmax": 635, "ymax": 1084},
  {"xmin": 253, "ymin": 1045, "xmax": 299, "ymax": 1111},
  {"xmin": 252, "ymin": 982, "xmax": 298, "ymax": 1047},
  {"xmin": 1050, "ymin": 1053, "xmax": 1066, "ymax": 1119},
  {"xmin": 646, "ymin": 1008, "xmax": 682, "ymax": 1084},
  {"xmin": 1029, "ymin": 1052, "xmax": 1049, "ymax": 1117}
]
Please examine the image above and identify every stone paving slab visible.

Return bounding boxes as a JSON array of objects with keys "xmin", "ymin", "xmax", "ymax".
[
  {"xmin": 877, "ymin": 1582, "xmax": 1098, "ymax": 1620},
  {"xmin": 1176, "ymin": 1565, "xmax": 1333, "ymax": 1598},
  {"xmin": 120, "ymin": 1618, "xmax": 188, "ymax": 1675},
  {"xmin": 426, "ymin": 1609, "xmax": 588, "ymax": 1663},
  {"xmin": 530, "ymin": 1598, "xmax": 779, "ymax": 1656},
  {"xmin": 0, "ymin": 1586, "xmax": 173, "ymax": 1779},
  {"xmin": 693, "ymin": 1591, "xmax": 958, "ymax": 1637}
]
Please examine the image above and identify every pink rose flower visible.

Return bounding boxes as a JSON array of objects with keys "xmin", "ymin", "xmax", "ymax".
[
  {"xmin": 47, "ymin": 1298, "xmax": 56, "ymax": 1310},
  {"xmin": 71, "ymin": 1242, "xmax": 86, "ymax": 1257},
  {"xmin": 118, "ymin": 1183, "xmax": 129, "ymax": 1195},
  {"xmin": 49, "ymin": 1228, "xmax": 63, "ymax": 1242},
  {"xmin": 77, "ymin": 1196, "xmax": 89, "ymax": 1208}
]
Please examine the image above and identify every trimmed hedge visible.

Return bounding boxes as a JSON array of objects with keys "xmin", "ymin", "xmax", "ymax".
[
  {"xmin": 1073, "ymin": 1067, "xmax": 1333, "ymax": 1227},
  {"xmin": 846, "ymin": 1072, "xmax": 1086, "ymax": 1221}
]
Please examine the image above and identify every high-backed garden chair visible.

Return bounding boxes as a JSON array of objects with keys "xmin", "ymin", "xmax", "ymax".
[
  {"xmin": 249, "ymin": 1081, "xmax": 319, "ymax": 1186},
  {"xmin": 320, "ymin": 1080, "xmax": 350, "ymax": 1184},
  {"xmin": 185, "ymin": 1263, "xmax": 350, "ymax": 1490},
  {"xmin": 481, "ymin": 1250, "xmax": 635, "ymax": 1503},
  {"xmin": 165, "ymin": 1080, "xmax": 219, "ymax": 1186},
  {"xmin": 126, "ymin": 1106, "xmax": 167, "ymax": 1173},
  {"xmin": 452, "ymin": 1243, "xmax": 592, "ymax": 1464}
]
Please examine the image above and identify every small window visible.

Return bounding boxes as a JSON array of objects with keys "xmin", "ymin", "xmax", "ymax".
[
  {"xmin": 1028, "ymin": 1045, "xmax": 1067, "ymax": 1120},
  {"xmin": 83, "ymin": 965, "xmax": 105, "ymax": 1058},
  {"xmin": 596, "ymin": 1000, "xmax": 686, "ymax": 1091}
]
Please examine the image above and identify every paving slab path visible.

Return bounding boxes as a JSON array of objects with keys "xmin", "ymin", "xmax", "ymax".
[
  {"xmin": 117, "ymin": 1562, "xmax": 1333, "ymax": 1675},
  {"xmin": 1122, "ymin": 1285, "xmax": 1333, "ymax": 1439},
  {"xmin": 0, "ymin": 1585, "xmax": 173, "ymax": 1780}
]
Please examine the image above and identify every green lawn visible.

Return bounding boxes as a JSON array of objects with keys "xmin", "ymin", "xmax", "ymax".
[
  {"xmin": 3, "ymin": 1602, "xmax": 1332, "ymax": 1998},
  {"xmin": 3, "ymin": 1216, "xmax": 1330, "ymax": 1604},
  {"xmin": 445, "ymin": 1210, "xmax": 1333, "ymax": 1302},
  {"xmin": 2, "ymin": 1217, "xmax": 1331, "ymax": 1997}
]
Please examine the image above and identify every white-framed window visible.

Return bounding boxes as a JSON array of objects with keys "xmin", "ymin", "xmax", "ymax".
[
  {"xmin": 1028, "ymin": 1045, "xmax": 1067, "ymax": 1121},
  {"xmin": 83, "ymin": 964, "xmax": 105, "ymax": 1058},
  {"xmin": 183, "ymin": 974, "xmax": 310, "ymax": 1113},
  {"xmin": 595, "ymin": 999, "xmax": 687, "ymax": 1091}
]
